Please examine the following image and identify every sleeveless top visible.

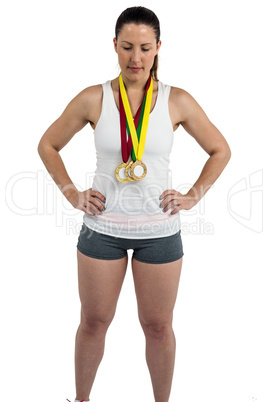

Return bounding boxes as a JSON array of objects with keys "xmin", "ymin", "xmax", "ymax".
[{"xmin": 82, "ymin": 79, "xmax": 181, "ymax": 239}]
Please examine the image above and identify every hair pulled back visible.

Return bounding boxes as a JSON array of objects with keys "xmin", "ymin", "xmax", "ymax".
[{"xmin": 115, "ymin": 6, "xmax": 160, "ymax": 81}]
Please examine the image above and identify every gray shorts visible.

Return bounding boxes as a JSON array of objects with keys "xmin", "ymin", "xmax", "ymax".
[{"xmin": 77, "ymin": 223, "xmax": 184, "ymax": 264}]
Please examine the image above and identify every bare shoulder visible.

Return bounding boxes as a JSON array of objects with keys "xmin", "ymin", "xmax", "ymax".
[
  {"xmin": 169, "ymin": 85, "xmax": 213, "ymax": 132},
  {"xmin": 80, "ymin": 83, "xmax": 103, "ymax": 102},
  {"xmin": 169, "ymin": 85, "xmax": 231, "ymax": 156},
  {"xmin": 75, "ymin": 84, "xmax": 103, "ymax": 128},
  {"xmin": 169, "ymin": 85, "xmax": 189, "ymax": 102},
  {"xmin": 169, "ymin": 86, "xmax": 199, "ymax": 124},
  {"xmin": 168, "ymin": 86, "xmax": 191, "ymax": 130},
  {"xmin": 38, "ymin": 84, "xmax": 104, "ymax": 152},
  {"xmin": 67, "ymin": 83, "xmax": 103, "ymax": 109}
]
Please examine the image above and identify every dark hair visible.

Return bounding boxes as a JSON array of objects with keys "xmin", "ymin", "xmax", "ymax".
[{"xmin": 115, "ymin": 6, "xmax": 161, "ymax": 81}]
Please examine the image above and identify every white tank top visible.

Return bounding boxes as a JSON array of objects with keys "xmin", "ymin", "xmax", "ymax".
[{"xmin": 83, "ymin": 79, "xmax": 181, "ymax": 239}]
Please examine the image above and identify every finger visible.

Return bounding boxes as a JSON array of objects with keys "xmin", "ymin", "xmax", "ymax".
[
  {"xmin": 86, "ymin": 200, "xmax": 104, "ymax": 214},
  {"xmin": 162, "ymin": 192, "xmax": 184, "ymax": 207},
  {"xmin": 85, "ymin": 192, "xmax": 106, "ymax": 211},
  {"xmin": 170, "ymin": 205, "xmax": 183, "ymax": 215},
  {"xmin": 162, "ymin": 194, "xmax": 180, "ymax": 208},
  {"xmin": 159, "ymin": 195, "xmax": 172, "ymax": 208},
  {"xmin": 161, "ymin": 199, "xmax": 173, "ymax": 212},
  {"xmin": 159, "ymin": 189, "xmax": 175, "ymax": 200},
  {"xmin": 91, "ymin": 198, "xmax": 106, "ymax": 211},
  {"xmin": 88, "ymin": 190, "xmax": 106, "ymax": 203},
  {"xmin": 162, "ymin": 199, "xmax": 181, "ymax": 212},
  {"xmin": 82, "ymin": 205, "xmax": 95, "ymax": 216}
]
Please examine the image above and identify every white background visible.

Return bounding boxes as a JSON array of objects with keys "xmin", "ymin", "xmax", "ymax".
[{"xmin": 1, "ymin": 0, "xmax": 267, "ymax": 401}]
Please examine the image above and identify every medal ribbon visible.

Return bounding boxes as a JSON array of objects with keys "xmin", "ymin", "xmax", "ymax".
[
  {"xmin": 119, "ymin": 87, "xmax": 143, "ymax": 162},
  {"xmin": 127, "ymin": 97, "xmax": 146, "ymax": 162},
  {"xmin": 119, "ymin": 73, "xmax": 153, "ymax": 161}
]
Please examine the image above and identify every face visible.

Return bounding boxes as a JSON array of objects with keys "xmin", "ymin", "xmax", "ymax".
[{"xmin": 113, "ymin": 23, "xmax": 161, "ymax": 81}]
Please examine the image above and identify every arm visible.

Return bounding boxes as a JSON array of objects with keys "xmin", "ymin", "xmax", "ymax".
[
  {"xmin": 160, "ymin": 87, "xmax": 231, "ymax": 213},
  {"xmin": 37, "ymin": 85, "xmax": 106, "ymax": 215}
]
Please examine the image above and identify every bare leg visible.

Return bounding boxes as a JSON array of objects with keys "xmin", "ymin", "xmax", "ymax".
[
  {"xmin": 75, "ymin": 250, "xmax": 128, "ymax": 401},
  {"xmin": 143, "ymin": 324, "xmax": 176, "ymax": 402},
  {"xmin": 131, "ymin": 256, "xmax": 183, "ymax": 402}
]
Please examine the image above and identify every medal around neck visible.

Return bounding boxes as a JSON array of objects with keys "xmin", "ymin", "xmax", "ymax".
[
  {"xmin": 115, "ymin": 162, "xmax": 130, "ymax": 182},
  {"xmin": 130, "ymin": 160, "xmax": 147, "ymax": 180},
  {"xmin": 115, "ymin": 73, "xmax": 153, "ymax": 182},
  {"xmin": 125, "ymin": 161, "xmax": 136, "ymax": 181}
]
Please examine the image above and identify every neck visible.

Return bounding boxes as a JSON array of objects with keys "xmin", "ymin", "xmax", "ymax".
[{"xmin": 120, "ymin": 71, "xmax": 151, "ymax": 92}]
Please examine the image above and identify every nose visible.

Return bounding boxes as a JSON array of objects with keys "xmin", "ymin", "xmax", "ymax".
[{"xmin": 130, "ymin": 48, "xmax": 141, "ymax": 64}]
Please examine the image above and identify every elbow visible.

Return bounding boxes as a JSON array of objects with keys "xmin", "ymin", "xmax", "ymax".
[
  {"xmin": 37, "ymin": 139, "xmax": 56, "ymax": 158},
  {"xmin": 223, "ymin": 136, "xmax": 232, "ymax": 161},
  {"xmin": 209, "ymin": 145, "xmax": 231, "ymax": 169},
  {"xmin": 220, "ymin": 146, "xmax": 232, "ymax": 165},
  {"xmin": 220, "ymin": 144, "xmax": 231, "ymax": 160},
  {"xmin": 37, "ymin": 140, "xmax": 43, "ymax": 157},
  {"xmin": 37, "ymin": 141, "xmax": 42, "ymax": 155},
  {"xmin": 221, "ymin": 146, "xmax": 232, "ymax": 170},
  {"xmin": 37, "ymin": 139, "xmax": 46, "ymax": 158},
  {"xmin": 211, "ymin": 142, "xmax": 231, "ymax": 161},
  {"xmin": 225, "ymin": 144, "xmax": 232, "ymax": 162}
]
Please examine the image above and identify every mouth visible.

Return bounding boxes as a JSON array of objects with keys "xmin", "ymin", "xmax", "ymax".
[{"xmin": 128, "ymin": 66, "xmax": 142, "ymax": 73}]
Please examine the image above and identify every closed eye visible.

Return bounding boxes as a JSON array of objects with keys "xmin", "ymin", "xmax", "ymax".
[{"xmin": 123, "ymin": 47, "xmax": 150, "ymax": 52}]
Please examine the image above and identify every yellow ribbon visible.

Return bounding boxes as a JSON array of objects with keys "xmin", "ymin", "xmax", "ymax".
[{"xmin": 119, "ymin": 73, "xmax": 153, "ymax": 160}]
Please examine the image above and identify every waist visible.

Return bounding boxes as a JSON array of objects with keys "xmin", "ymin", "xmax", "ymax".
[
  {"xmin": 92, "ymin": 176, "xmax": 171, "ymax": 214},
  {"xmin": 83, "ymin": 210, "xmax": 181, "ymax": 238}
]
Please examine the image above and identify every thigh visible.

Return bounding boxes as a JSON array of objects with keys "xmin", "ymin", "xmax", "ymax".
[
  {"xmin": 131, "ymin": 256, "xmax": 183, "ymax": 324},
  {"xmin": 77, "ymin": 223, "xmax": 128, "ymax": 260},
  {"xmin": 132, "ymin": 230, "xmax": 184, "ymax": 264},
  {"xmin": 77, "ymin": 249, "xmax": 128, "ymax": 323}
]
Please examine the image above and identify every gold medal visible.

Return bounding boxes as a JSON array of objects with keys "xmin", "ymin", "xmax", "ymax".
[
  {"xmin": 115, "ymin": 162, "xmax": 130, "ymax": 182},
  {"xmin": 125, "ymin": 160, "xmax": 136, "ymax": 181},
  {"xmin": 130, "ymin": 160, "xmax": 147, "ymax": 180}
]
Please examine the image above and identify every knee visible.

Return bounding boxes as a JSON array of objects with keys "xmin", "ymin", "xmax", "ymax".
[
  {"xmin": 139, "ymin": 316, "xmax": 173, "ymax": 341},
  {"xmin": 80, "ymin": 311, "xmax": 114, "ymax": 336}
]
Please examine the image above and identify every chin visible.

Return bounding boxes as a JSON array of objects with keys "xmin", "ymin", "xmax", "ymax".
[{"xmin": 123, "ymin": 68, "xmax": 149, "ymax": 80}]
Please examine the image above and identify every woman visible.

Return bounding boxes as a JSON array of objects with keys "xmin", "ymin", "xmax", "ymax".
[{"xmin": 38, "ymin": 6, "xmax": 231, "ymax": 402}]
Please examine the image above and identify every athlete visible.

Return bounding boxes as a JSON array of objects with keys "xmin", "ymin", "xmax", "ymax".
[{"xmin": 38, "ymin": 6, "xmax": 231, "ymax": 402}]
